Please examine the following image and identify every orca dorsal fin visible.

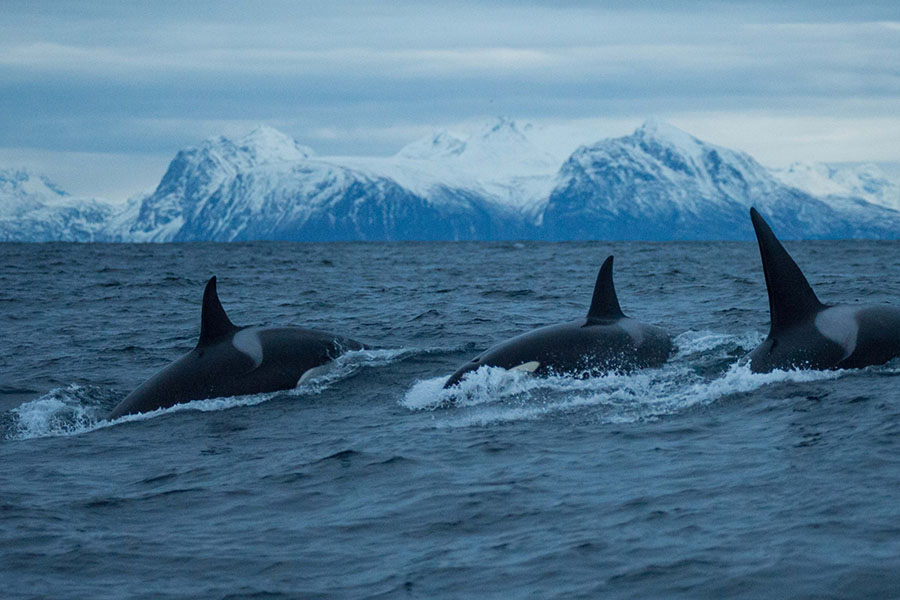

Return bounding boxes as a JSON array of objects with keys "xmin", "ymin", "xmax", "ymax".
[
  {"xmin": 750, "ymin": 208, "xmax": 825, "ymax": 334},
  {"xmin": 198, "ymin": 276, "xmax": 239, "ymax": 347},
  {"xmin": 587, "ymin": 256, "xmax": 626, "ymax": 323}
]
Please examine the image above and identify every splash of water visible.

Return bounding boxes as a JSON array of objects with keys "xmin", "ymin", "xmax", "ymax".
[
  {"xmin": 401, "ymin": 330, "xmax": 846, "ymax": 427},
  {"xmin": 3, "ymin": 384, "xmax": 109, "ymax": 440},
  {"xmin": 4, "ymin": 348, "xmax": 418, "ymax": 440}
]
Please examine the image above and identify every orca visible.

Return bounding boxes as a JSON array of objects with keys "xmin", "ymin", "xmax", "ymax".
[
  {"xmin": 444, "ymin": 256, "xmax": 673, "ymax": 388},
  {"xmin": 747, "ymin": 207, "xmax": 900, "ymax": 372},
  {"xmin": 108, "ymin": 277, "xmax": 363, "ymax": 419}
]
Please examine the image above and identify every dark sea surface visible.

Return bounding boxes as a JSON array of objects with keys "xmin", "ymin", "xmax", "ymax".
[{"xmin": 2, "ymin": 240, "xmax": 900, "ymax": 599}]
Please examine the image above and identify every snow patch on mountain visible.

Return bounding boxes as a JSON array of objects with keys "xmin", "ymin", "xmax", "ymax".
[
  {"xmin": 775, "ymin": 162, "xmax": 900, "ymax": 211},
  {"xmin": 235, "ymin": 125, "xmax": 314, "ymax": 164},
  {"xmin": 0, "ymin": 168, "xmax": 115, "ymax": 241},
  {"xmin": 338, "ymin": 117, "xmax": 561, "ymax": 218},
  {"xmin": 396, "ymin": 130, "xmax": 467, "ymax": 160}
]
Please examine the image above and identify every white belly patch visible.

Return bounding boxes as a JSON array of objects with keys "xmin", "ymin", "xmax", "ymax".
[
  {"xmin": 232, "ymin": 328, "xmax": 264, "ymax": 368},
  {"xmin": 815, "ymin": 306, "xmax": 859, "ymax": 359},
  {"xmin": 298, "ymin": 363, "xmax": 332, "ymax": 384},
  {"xmin": 510, "ymin": 361, "xmax": 540, "ymax": 373}
]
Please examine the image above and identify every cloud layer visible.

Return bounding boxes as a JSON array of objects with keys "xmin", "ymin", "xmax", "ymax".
[{"xmin": 1, "ymin": 1, "xmax": 898, "ymax": 199}]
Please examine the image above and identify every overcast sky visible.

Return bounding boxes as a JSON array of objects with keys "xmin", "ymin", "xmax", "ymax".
[{"xmin": 2, "ymin": 0, "xmax": 898, "ymax": 201}]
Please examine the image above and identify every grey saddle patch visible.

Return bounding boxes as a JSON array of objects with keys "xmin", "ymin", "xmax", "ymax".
[
  {"xmin": 616, "ymin": 318, "xmax": 645, "ymax": 346},
  {"xmin": 232, "ymin": 327, "xmax": 264, "ymax": 368},
  {"xmin": 815, "ymin": 305, "xmax": 859, "ymax": 360}
]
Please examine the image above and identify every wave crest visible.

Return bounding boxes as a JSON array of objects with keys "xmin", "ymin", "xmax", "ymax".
[{"xmin": 401, "ymin": 331, "xmax": 846, "ymax": 427}]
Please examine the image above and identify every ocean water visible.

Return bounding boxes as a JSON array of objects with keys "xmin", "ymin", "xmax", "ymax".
[{"xmin": 2, "ymin": 240, "xmax": 900, "ymax": 599}]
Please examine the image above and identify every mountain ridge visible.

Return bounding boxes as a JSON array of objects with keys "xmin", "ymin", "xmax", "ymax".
[{"xmin": 3, "ymin": 119, "xmax": 900, "ymax": 241}]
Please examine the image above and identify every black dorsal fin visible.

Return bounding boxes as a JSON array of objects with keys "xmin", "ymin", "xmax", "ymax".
[
  {"xmin": 198, "ymin": 276, "xmax": 239, "ymax": 347},
  {"xmin": 750, "ymin": 208, "xmax": 825, "ymax": 334},
  {"xmin": 587, "ymin": 256, "xmax": 626, "ymax": 322}
]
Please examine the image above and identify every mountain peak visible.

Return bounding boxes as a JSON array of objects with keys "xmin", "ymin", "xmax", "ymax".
[
  {"xmin": 0, "ymin": 167, "xmax": 69, "ymax": 203},
  {"xmin": 396, "ymin": 130, "xmax": 467, "ymax": 159},
  {"xmin": 237, "ymin": 126, "xmax": 314, "ymax": 162},
  {"xmin": 241, "ymin": 125, "xmax": 292, "ymax": 144},
  {"xmin": 635, "ymin": 119, "xmax": 701, "ymax": 151},
  {"xmin": 396, "ymin": 118, "xmax": 536, "ymax": 161},
  {"xmin": 476, "ymin": 116, "xmax": 531, "ymax": 142}
]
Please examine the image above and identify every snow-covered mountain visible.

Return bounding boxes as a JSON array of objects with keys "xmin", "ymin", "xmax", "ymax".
[
  {"xmin": 4, "ymin": 119, "xmax": 900, "ymax": 242},
  {"xmin": 775, "ymin": 162, "xmax": 900, "ymax": 212},
  {"xmin": 332, "ymin": 117, "xmax": 562, "ymax": 220},
  {"xmin": 541, "ymin": 120, "xmax": 900, "ymax": 240},
  {"xmin": 0, "ymin": 168, "xmax": 116, "ymax": 242},
  {"xmin": 119, "ymin": 125, "xmax": 527, "ymax": 241}
]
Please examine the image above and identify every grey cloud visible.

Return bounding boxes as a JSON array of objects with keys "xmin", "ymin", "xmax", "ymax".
[{"xmin": 0, "ymin": 0, "xmax": 898, "ymax": 197}]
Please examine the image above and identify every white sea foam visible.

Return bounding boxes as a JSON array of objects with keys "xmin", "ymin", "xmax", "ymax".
[
  {"xmin": 292, "ymin": 348, "xmax": 415, "ymax": 394},
  {"xmin": 5, "ymin": 348, "xmax": 417, "ymax": 440},
  {"xmin": 5, "ymin": 384, "xmax": 107, "ymax": 440},
  {"xmin": 402, "ymin": 330, "xmax": 846, "ymax": 428},
  {"xmin": 673, "ymin": 329, "xmax": 763, "ymax": 357}
]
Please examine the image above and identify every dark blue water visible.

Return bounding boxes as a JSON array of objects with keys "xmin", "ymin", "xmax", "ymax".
[{"xmin": 2, "ymin": 241, "xmax": 900, "ymax": 599}]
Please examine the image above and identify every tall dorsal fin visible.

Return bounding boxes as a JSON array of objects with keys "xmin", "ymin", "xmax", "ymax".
[
  {"xmin": 198, "ymin": 276, "xmax": 239, "ymax": 347},
  {"xmin": 750, "ymin": 208, "xmax": 825, "ymax": 334},
  {"xmin": 587, "ymin": 256, "xmax": 626, "ymax": 322}
]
